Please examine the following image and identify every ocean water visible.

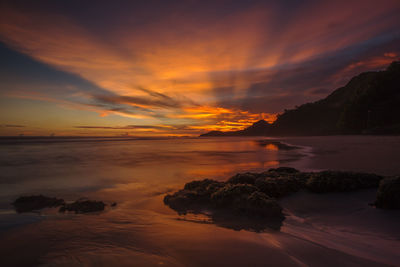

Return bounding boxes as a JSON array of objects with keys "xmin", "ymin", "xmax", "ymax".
[{"xmin": 0, "ymin": 136, "xmax": 399, "ymax": 266}]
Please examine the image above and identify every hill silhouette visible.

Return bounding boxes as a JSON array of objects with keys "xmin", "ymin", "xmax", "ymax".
[
  {"xmin": 201, "ymin": 119, "xmax": 271, "ymax": 137},
  {"xmin": 201, "ymin": 61, "xmax": 400, "ymax": 137}
]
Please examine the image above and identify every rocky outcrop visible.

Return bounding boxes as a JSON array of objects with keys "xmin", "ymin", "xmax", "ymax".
[
  {"xmin": 164, "ymin": 179, "xmax": 225, "ymax": 212},
  {"xmin": 227, "ymin": 173, "xmax": 258, "ymax": 185},
  {"xmin": 374, "ymin": 176, "xmax": 400, "ymax": 209},
  {"xmin": 211, "ymin": 184, "xmax": 258, "ymax": 208},
  {"xmin": 59, "ymin": 199, "xmax": 106, "ymax": 213},
  {"xmin": 164, "ymin": 169, "xmax": 309, "ymax": 228},
  {"xmin": 255, "ymin": 175, "xmax": 305, "ymax": 198},
  {"xmin": 164, "ymin": 167, "xmax": 392, "ymax": 231},
  {"xmin": 268, "ymin": 167, "xmax": 300, "ymax": 173},
  {"xmin": 306, "ymin": 171, "xmax": 383, "ymax": 193},
  {"xmin": 164, "ymin": 179, "xmax": 284, "ymax": 219},
  {"xmin": 229, "ymin": 168, "xmax": 307, "ymax": 198},
  {"xmin": 12, "ymin": 195, "xmax": 65, "ymax": 213},
  {"xmin": 13, "ymin": 195, "xmax": 111, "ymax": 214},
  {"xmin": 164, "ymin": 178, "xmax": 284, "ymax": 231}
]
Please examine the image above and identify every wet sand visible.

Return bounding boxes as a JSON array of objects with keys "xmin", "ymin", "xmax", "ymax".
[
  {"xmin": 1, "ymin": 192, "xmax": 397, "ymax": 266},
  {"xmin": 0, "ymin": 136, "xmax": 399, "ymax": 266}
]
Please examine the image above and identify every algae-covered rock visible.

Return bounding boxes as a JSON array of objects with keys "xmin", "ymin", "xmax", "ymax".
[
  {"xmin": 306, "ymin": 171, "xmax": 383, "ymax": 193},
  {"xmin": 163, "ymin": 189, "xmax": 202, "ymax": 212},
  {"xmin": 59, "ymin": 199, "xmax": 106, "ymax": 213},
  {"xmin": 255, "ymin": 176, "xmax": 304, "ymax": 198},
  {"xmin": 244, "ymin": 191, "xmax": 283, "ymax": 218},
  {"xmin": 13, "ymin": 195, "xmax": 65, "ymax": 213},
  {"xmin": 267, "ymin": 167, "xmax": 299, "ymax": 174},
  {"xmin": 211, "ymin": 184, "xmax": 258, "ymax": 208},
  {"xmin": 183, "ymin": 179, "xmax": 224, "ymax": 197},
  {"xmin": 252, "ymin": 169, "xmax": 309, "ymax": 198},
  {"xmin": 210, "ymin": 192, "xmax": 284, "ymax": 231},
  {"xmin": 227, "ymin": 173, "xmax": 257, "ymax": 185},
  {"xmin": 165, "ymin": 181, "xmax": 284, "ymax": 221},
  {"xmin": 184, "ymin": 179, "xmax": 215, "ymax": 190},
  {"xmin": 375, "ymin": 176, "xmax": 400, "ymax": 209},
  {"xmin": 164, "ymin": 167, "xmax": 387, "ymax": 232},
  {"xmin": 164, "ymin": 179, "xmax": 224, "ymax": 212},
  {"xmin": 257, "ymin": 168, "xmax": 304, "ymax": 180}
]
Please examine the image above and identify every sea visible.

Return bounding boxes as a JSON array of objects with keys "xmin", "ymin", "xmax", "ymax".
[{"xmin": 0, "ymin": 136, "xmax": 399, "ymax": 266}]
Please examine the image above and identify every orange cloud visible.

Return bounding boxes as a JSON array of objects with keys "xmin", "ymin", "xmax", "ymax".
[
  {"xmin": 0, "ymin": 1, "xmax": 399, "ymax": 135},
  {"xmin": 172, "ymin": 106, "xmax": 276, "ymax": 132},
  {"xmin": 2, "ymin": 1, "xmax": 397, "ymax": 96}
]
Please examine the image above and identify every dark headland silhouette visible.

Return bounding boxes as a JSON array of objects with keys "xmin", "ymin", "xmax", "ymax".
[{"xmin": 201, "ymin": 61, "xmax": 400, "ymax": 136}]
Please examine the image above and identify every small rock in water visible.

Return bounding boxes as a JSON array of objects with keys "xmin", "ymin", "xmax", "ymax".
[
  {"xmin": 59, "ymin": 200, "xmax": 106, "ymax": 213},
  {"xmin": 12, "ymin": 195, "xmax": 65, "ymax": 213}
]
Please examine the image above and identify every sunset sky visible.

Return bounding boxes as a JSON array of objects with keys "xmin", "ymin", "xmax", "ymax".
[{"xmin": 0, "ymin": 0, "xmax": 399, "ymax": 136}]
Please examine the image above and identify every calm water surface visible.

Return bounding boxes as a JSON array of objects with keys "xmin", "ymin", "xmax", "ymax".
[{"xmin": 0, "ymin": 136, "xmax": 399, "ymax": 266}]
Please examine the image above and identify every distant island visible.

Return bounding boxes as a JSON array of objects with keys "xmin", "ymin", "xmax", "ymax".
[{"xmin": 201, "ymin": 61, "xmax": 400, "ymax": 137}]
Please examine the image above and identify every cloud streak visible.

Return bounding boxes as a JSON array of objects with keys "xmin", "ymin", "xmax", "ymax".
[
  {"xmin": 0, "ymin": 0, "xmax": 399, "ymax": 135},
  {"xmin": 1, "ymin": 124, "xmax": 25, "ymax": 128}
]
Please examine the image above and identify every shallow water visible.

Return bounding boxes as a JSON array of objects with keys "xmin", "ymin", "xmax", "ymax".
[{"xmin": 0, "ymin": 136, "xmax": 399, "ymax": 266}]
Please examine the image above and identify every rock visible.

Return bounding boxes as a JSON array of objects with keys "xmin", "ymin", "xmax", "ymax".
[
  {"xmin": 375, "ymin": 176, "xmax": 400, "ymax": 209},
  {"xmin": 244, "ymin": 191, "xmax": 283, "ymax": 218},
  {"xmin": 111, "ymin": 202, "xmax": 117, "ymax": 207},
  {"xmin": 255, "ymin": 175, "xmax": 305, "ymax": 198},
  {"xmin": 59, "ymin": 200, "xmax": 106, "ymax": 213},
  {"xmin": 257, "ymin": 171, "xmax": 284, "ymax": 179},
  {"xmin": 164, "ymin": 179, "xmax": 224, "ymax": 212},
  {"xmin": 257, "ymin": 168, "xmax": 306, "ymax": 180},
  {"xmin": 306, "ymin": 171, "xmax": 383, "ymax": 193},
  {"xmin": 12, "ymin": 195, "xmax": 65, "ymax": 213},
  {"xmin": 252, "ymin": 169, "xmax": 309, "ymax": 198},
  {"xmin": 163, "ymin": 189, "xmax": 202, "ymax": 212},
  {"xmin": 211, "ymin": 184, "xmax": 258, "ymax": 208},
  {"xmin": 164, "ymin": 168, "xmax": 386, "ymax": 232},
  {"xmin": 227, "ymin": 173, "xmax": 257, "ymax": 185},
  {"xmin": 165, "ymin": 181, "xmax": 284, "ymax": 221},
  {"xmin": 267, "ymin": 167, "xmax": 300, "ymax": 173},
  {"xmin": 183, "ymin": 179, "xmax": 224, "ymax": 197}
]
